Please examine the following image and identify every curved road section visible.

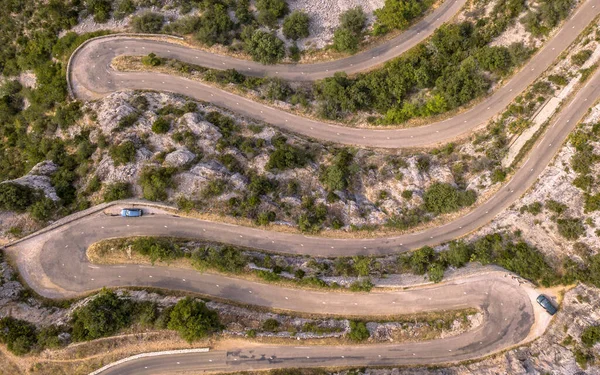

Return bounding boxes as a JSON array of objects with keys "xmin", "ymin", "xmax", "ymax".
[
  {"xmin": 69, "ymin": 0, "xmax": 598, "ymax": 148},
  {"xmin": 6, "ymin": 214, "xmax": 534, "ymax": 373}
]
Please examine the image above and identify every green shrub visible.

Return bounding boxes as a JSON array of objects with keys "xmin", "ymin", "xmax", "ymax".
[
  {"xmin": 256, "ymin": 0, "xmax": 288, "ymax": 27},
  {"xmin": 114, "ymin": 0, "xmax": 136, "ymax": 20},
  {"xmin": 581, "ymin": 325, "xmax": 600, "ymax": 347},
  {"xmin": 141, "ymin": 53, "xmax": 162, "ymax": 67},
  {"xmin": 138, "ymin": 166, "xmax": 175, "ymax": 201},
  {"xmin": 193, "ymin": 246, "xmax": 248, "ymax": 273},
  {"xmin": 85, "ymin": 0, "xmax": 112, "ymax": 23},
  {"xmin": 428, "ymin": 262, "xmax": 445, "ymax": 283},
  {"xmin": 571, "ymin": 49, "xmax": 593, "ymax": 66},
  {"xmin": 348, "ymin": 321, "xmax": 369, "ymax": 341},
  {"xmin": 0, "ymin": 183, "xmax": 36, "ymax": 212},
  {"xmin": 545, "ymin": 199, "xmax": 567, "ymax": 214},
  {"xmin": 129, "ymin": 237, "xmax": 184, "ymax": 264},
  {"xmin": 244, "ymin": 30, "xmax": 285, "ymax": 64},
  {"xmin": 266, "ymin": 143, "xmax": 309, "ymax": 170},
  {"xmin": 401, "ymin": 190, "xmax": 413, "ymax": 199},
  {"xmin": 557, "ymin": 218, "xmax": 585, "ymax": 240},
  {"xmin": 262, "ymin": 318, "xmax": 280, "ymax": 331},
  {"xmin": 167, "ymin": 297, "xmax": 221, "ymax": 342},
  {"xmin": 409, "ymin": 246, "xmax": 435, "ymax": 274},
  {"xmin": 423, "ymin": 182, "xmax": 477, "ymax": 215},
  {"xmin": 374, "ymin": 0, "xmax": 434, "ymax": 33},
  {"xmin": 152, "ymin": 117, "xmax": 171, "ymax": 134},
  {"xmin": 0, "ymin": 317, "xmax": 38, "ymax": 355},
  {"xmin": 109, "ymin": 141, "xmax": 136, "ymax": 166},
  {"xmin": 282, "ymin": 11, "xmax": 310, "ymax": 40},
  {"xmin": 131, "ymin": 12, "xmax": 165, "ymax": 33},
  {"xmin": 332, "ymin": 7, "xmax": 366, "ymax": 53},
  {"xmin": 103, "ymin": 182, "xmax": 132, "ymax": 202},
  {"xmin": 72, "ymin": 289, "xmax": 132, "ymax": 341},
  {"xmin": 320, "ymin": 149, "xmax": 354, "ymax": 191},
  {"xmin": 349, "ymin": 278, "xmax": 374, "ymax": 291},
  {"xmin": 28, "ymin": 197, "xmax": 56, "ymax": 222},
  {"xmin": 195, "ymin": 4, "xmax": 234, "ymax": 46}
]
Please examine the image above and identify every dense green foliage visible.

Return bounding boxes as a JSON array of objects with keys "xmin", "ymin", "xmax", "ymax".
[
  {"xmin": 256, "ymin": 0, "xmax": 288, "ymax": 27},
  {"xmin": 109, "ymin": 140, "xmax": 137, "ymax": 166},
  {"xmin": 138, "ymin": 166, "xmax": 176, "ymax": 201},
  {"xmin": 348, "ymin": 321, "xmax": 369, "ymax": 341},
  {"xmin": 581, "ymin": 325, "xmax": 600, "ymax": 347},
  {"xmin": 243, "ymin": 29, "xmax": 286, "ymax": 64},
  {"xmin": 374, "ymin": 0, "xmax": 434, "ymax": 34},
  {"xmin": 423, "ymin": 183, "xmax": 477, "ymax": 215},
  {"xmin": 0, "ymin": 183, "xmax": 37, "ymax": 212},
  {"xmin": 282, "ymin": 11, "xmax": 310, "ymax": 41},
  {"xmin": 521, "ymin": 0, "xmax": 574, "ymax": 36},
  {"xmin": 103, "ymin": 182, "xmax": 132, "ymax": 202},
  {"xmin": 332, "ymin": 7, "xmax": 366, "ymax": 53},
  {"xmin": 319, "ymin": 149, "xmax": 355, "ymax": 191},
  {"xmin": 266, "ymin": 135, "xmax": 311, "ymax": 170},
  {"xmin": 71, "ymin": 289, "xmax": 132, "ymax": 341},
  {"xmin": 316, "ymin": 11, "xmax": 533, "ymax": 122},
  {"xmin": 130, "ymin": 12, "xmax": 165, "ymax": 33},
  {"xmin": 128, "ymin": 237, "xmax": 184, "ymax": 264},
  {"xmin": 152, "ymin": 117, "xmax": 171, "ymax": 134},
  {"xmin": 167, "ymin": 297, "xmax": 222, "ymax": 342},
  {"xmin": 0, "ymin": 317, "xmax": 38, "ymax": 355}
]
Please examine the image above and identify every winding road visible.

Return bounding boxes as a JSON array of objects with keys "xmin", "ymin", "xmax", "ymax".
[
  {"xmin": 69, "ymin": 0, "xmax": 599, "ymax": 148},
  {"xmin": 7, "ymin": 209, "xmax": 536, "ymax": 374},
  {"xmin": 5, "ymin": 0, "xmax": 599, "ymax": 373}
]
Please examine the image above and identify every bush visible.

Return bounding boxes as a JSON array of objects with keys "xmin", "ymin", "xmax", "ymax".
[
  {"xmin": 348, "ymin": 321, "xmax": 369, "ymax": 341},
  {"xmin": 131, "ymin": 12, "xmax": 165, "ymax": 33},
  {"xmin": 262, "ymin": 318, "xmax": 280, "ymax": 331},
  {"xmin": 193, "ymin": 246, "xmax": 247, "ymax": 273},
  {"xmin": 244, "ymin": 30, "xmax": 285, "ymax": 64},
  {"xmin": 256, "ymin": 0, "xmax": 288, "ymax": 27},
  {"xmin": 138, "ymin": 166, "xmax": 175, "ymax": 201},
  {"xmin": 282, "ymin": 11, "xmax": 310, "ymax": 41},
  {"xmin": 109, "ymin": 141, "xmax": 136, "ymax": 166},
  {"xmin": 0, "ymin": 317, "xmax": 37, "ymax": 355},
  {"xmin": 410, "ymin": 246, "xmax": 435, "ymax": 274},
  {"xmin": 116, "ymin": 112, "xmax": 140, "ymax": 129},
  {"xmin": 28, "ymin": 197, "xmax": 56, "ymax": 222},
  {"xmin": 266, "ymin": 143, "xmax": 309, "ymax": 170},
  {"xmin": 129, "ymin": 237, "xmax": 183, "ymax": 264},
  {"xmin": 374, "ymin": 0, "xmax": 434, "ymax": 33},
  {"xmin": 581, "ymin": 325, "xmax": 600, "ymax": 347},
  {"xmin": 349, "ymin": 278, "xmax": 374, "ymax": 291},
  {"xmin": 423, "ymin": 182, "xmax": 477, "ymax": 215},
  {"xmin": 72, "ymin": 289, "xmax": 132, "ymax": 341},
  {"xmin": 332, "ymin": 7, "xmax": 366, "ymax": 53},
  {"xmin": 195, "ymin": 4, "xmax": 234, "ymax": 46},
  {"xmin": 103, "ymin": 182, "xmax": 132, "ymax": 202},
  {"xmin": 320, "ymin": 149, "xmax": 354, "ymax": 191},
  {"xmin": 401, "ymin": 189, "xmax": 413, "ymax": 199},
  {"xmin": 141, "ymin": 53, "xmax": 162, "ymax": 67},
  {"xmin": 167, "ymin": 297, "xmax": 221, "ymax": 342},
  {"xmin": 571, "ymin": 49, "xmax": 593, "ymax": 66},
  {"xmin": 545, "ymin": 199, "xmax": 567, "ymax": 214},
  {"xmin": 0, "ymin": 183, "xmax": 36, "ymax": 212},
  {"xmin": 557, "ymin": 218, "xmax": 585, "ymax": 240},
  {"xmin": 114, "ymin": 0, "xmax": 136, "ymax": 20},
  {"xmin": 428, "ymin": 262, "xmax": 445, "ymax": 283},
  {"xmin": 86, "ymin": 0, "xmax": 112, "ymax": 23},
  {"xmin": 152, "ymin": 117, "xmax": 171, "ymax": 134}
]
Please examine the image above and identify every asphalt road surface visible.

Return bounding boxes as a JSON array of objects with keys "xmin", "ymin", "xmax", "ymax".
[
  {"xmin": 7, "ymin": 219, "xmax": 533, "ymax": 373},
  {"xmin": 69, "ymin": 0, "xmax": 599, "ymax": 148},
  {"xmin": 10, "ymin": 1, "xmax": 599, "ymax": 373}
]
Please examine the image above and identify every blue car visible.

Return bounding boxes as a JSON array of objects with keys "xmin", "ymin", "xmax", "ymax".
[
  {"xmin": 536, "ymin": 294, "xmax": 557, "ymax": 315},
  {"xmin": 121, "ymin": 208, "xmax": 143, "ymax": 217}
]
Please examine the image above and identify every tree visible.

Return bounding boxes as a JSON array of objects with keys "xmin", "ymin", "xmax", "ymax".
[
  {"xmin": 141, "ymin": 53, "xmax": 162, "ymax": 67},
  {"xmin": 29, "ymin": 197, "xmax": 56, "ymax": 222},
  {"xmin": 282, "ymin": 11, "xmax": 310, "ymax": 41},
  {"xmin": 71, "ymin": 289, "xmax": 132, "ymax": 341},
  {"xmin": 244, "ymin": 30, "xmax": 285, "ymax": 64},
  {"xmin": 131, "ymin": 12, "xmax": 164, "ymax": 33},
  {"xmin": 0, "ymin": 183, "xmax": 36, "ymax": 212},
  {"xmin": 410, "ymin": 246, "xmax": 435, "ymax": 274},
  {"xmin": 428, "ymin": 262, "xmax": 445, "ymax": 283},
  {"xmin": 167, "ymin": 297, "xmax": 221, "ymax": 342},
  {"xmin": 114, "ymin": 0, "xmax": 136, "ymax": 20}
]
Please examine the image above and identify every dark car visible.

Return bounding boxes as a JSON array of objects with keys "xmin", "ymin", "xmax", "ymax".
[
  {"xmin": 120, "ymin": 208, "xmax": 143, "ymax": 217},
  {"xmin": 536, "ymin": 294, "xmax": 557, "ymax": 315}
]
